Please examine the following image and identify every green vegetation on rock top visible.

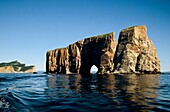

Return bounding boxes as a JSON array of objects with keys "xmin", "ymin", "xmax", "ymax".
[{"xmin": 0, "ymin": 60, "xmax": 35, "ymax": 73}]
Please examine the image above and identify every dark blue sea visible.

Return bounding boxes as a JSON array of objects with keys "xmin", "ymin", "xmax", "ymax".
[{"xmin": 0, "ymin": 73, "xmax": 170, "ymax": 112}]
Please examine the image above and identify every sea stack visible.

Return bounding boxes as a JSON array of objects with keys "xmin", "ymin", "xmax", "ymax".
[
  {"xmin": 46, "ymin": 25, "xmax": 160, "ymax": 74},
  {"xmin": 46, "ymin": 32, "xmax": 117, "ymax": 74},
  {"xmin": 113, "ymin": 25, "xmax": 160, "ymax": 73}
]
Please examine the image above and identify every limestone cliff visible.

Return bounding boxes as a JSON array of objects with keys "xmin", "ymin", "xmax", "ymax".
[
  {"xmin": 0, "ymin": 66, "xmax": 15, "ymax": 73},
  {"xmin": 46, "ymin": 32, "xmax": 117, "ymax": 74},
  {"xmin": 0, "ymin": 60, "xmax": 36, "ymax": 73},
  {"xmin": 46, "ymin": 25, "xmax": 160, "ymax": 74},
  {"xmin": 113, "ymin": 25, "xmax": 160, "ymax": 73}
]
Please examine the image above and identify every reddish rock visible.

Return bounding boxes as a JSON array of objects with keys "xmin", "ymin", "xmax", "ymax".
[
  {"xmin": 46, "ymin": 25, "xmax": 161, "ymax": 74},
  {"xmin": 46, "ymin": 32, "xmax": 117, "ymax": 74}
]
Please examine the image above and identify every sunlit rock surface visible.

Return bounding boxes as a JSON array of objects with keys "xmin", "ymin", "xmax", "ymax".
[
  {"xmin": 0, "ymin": 60, "xmax": 36, "ymax": 73},
  {"xmin": 46, "ymin": 25, "xmax": 160, "ymax": 74},
  {"xmin": 46, "ymin": 32, "xmax": 117, "ymax": 74},
  {"xmin": 113, "ymin": 25, "xmax": 160, "ymax": 73}
]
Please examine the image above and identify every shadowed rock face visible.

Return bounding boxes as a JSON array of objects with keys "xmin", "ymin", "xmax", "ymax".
[
  {"xmin": 80, "ymin": 33, "xmax": 117, "ymax": 74},
  {"xmin": 46, "ymin": 25, "xmax": 160, "ymax": 74},
  {"xmin": 113, "ymin": 25, "xmax": 160, "ymax": 73},
  {"xmin": 46, "ymin": 32, "xmax": 117, "ymax": 74}
]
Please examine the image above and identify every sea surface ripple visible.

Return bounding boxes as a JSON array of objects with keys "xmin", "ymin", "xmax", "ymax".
[{"xmin": 0, "ymin": 73, "xmax": 170, "ymax": 112}]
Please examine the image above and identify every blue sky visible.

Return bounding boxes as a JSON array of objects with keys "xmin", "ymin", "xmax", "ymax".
[{"xmin": 0, "ymin": 0, "xmax": 170, "ymax": 71}]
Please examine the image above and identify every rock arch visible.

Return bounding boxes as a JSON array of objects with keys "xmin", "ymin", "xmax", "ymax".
[
  {"xmin": 90, "ymin": 65, "xmax": 98, "ymax": 74},
  {"xmin": 46, "ymin": 25, "xmax": 160, "ymax": 74},
  {"xmin": 46, "ymin": 32, "xmax": 117, "ymax": 74}
]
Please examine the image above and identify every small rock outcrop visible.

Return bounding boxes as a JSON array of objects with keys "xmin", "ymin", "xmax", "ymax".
[
  {"xmin": 113, "ymin": 25, "xmax": 160, "ymax": 73},
  {"xmin": 46, "ymin": 32, "xmax": 117, "ymax": 74},
  {"xmin": 0, "ymin": 60, "xmax": 36, "ymax": 73},
  {"xmin": 46, "ymin": 25, "xmax": 160, "ymax": 74}
]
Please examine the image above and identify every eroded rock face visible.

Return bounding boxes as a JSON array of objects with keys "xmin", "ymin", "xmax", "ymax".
[
  {"xmin": 46, "ymin": 25, "xmax": 160, "ymax": 74},
  {"xmin": 46, "ymin": 32, "xmax": 117, "ymax": 74},
  {"xmin": 113, "ymin": 25, "xmax": 160, "ymax": 73}
]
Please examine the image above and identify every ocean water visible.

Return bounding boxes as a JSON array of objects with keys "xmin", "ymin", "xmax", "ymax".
[{"xmin": 0, "ymin": 73, "xmax": 170, "ymax": 112}]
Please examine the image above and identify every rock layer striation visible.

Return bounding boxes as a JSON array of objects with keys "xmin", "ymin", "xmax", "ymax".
[{"xmin": 46, "ymin": 25, "xmax": 160, "ymax": 74}]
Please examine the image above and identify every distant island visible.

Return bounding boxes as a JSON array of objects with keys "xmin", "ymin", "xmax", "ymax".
[{"xmin": 0, "ymin": 60, "xmax": 36, "ymax": 73}]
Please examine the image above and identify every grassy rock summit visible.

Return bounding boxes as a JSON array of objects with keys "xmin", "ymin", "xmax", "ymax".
[
  {"xmin": 46, "ymin": 25, "xmax": 160, "ymax": 74},
  {"xmin": 0, "ymin": 60, "xmax": 36, "ymax": 73}
]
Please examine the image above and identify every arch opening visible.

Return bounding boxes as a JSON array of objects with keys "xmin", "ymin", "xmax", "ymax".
[{"xmin": 90, "ymin": 65, "xmax": 98, "ymax": 74}]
